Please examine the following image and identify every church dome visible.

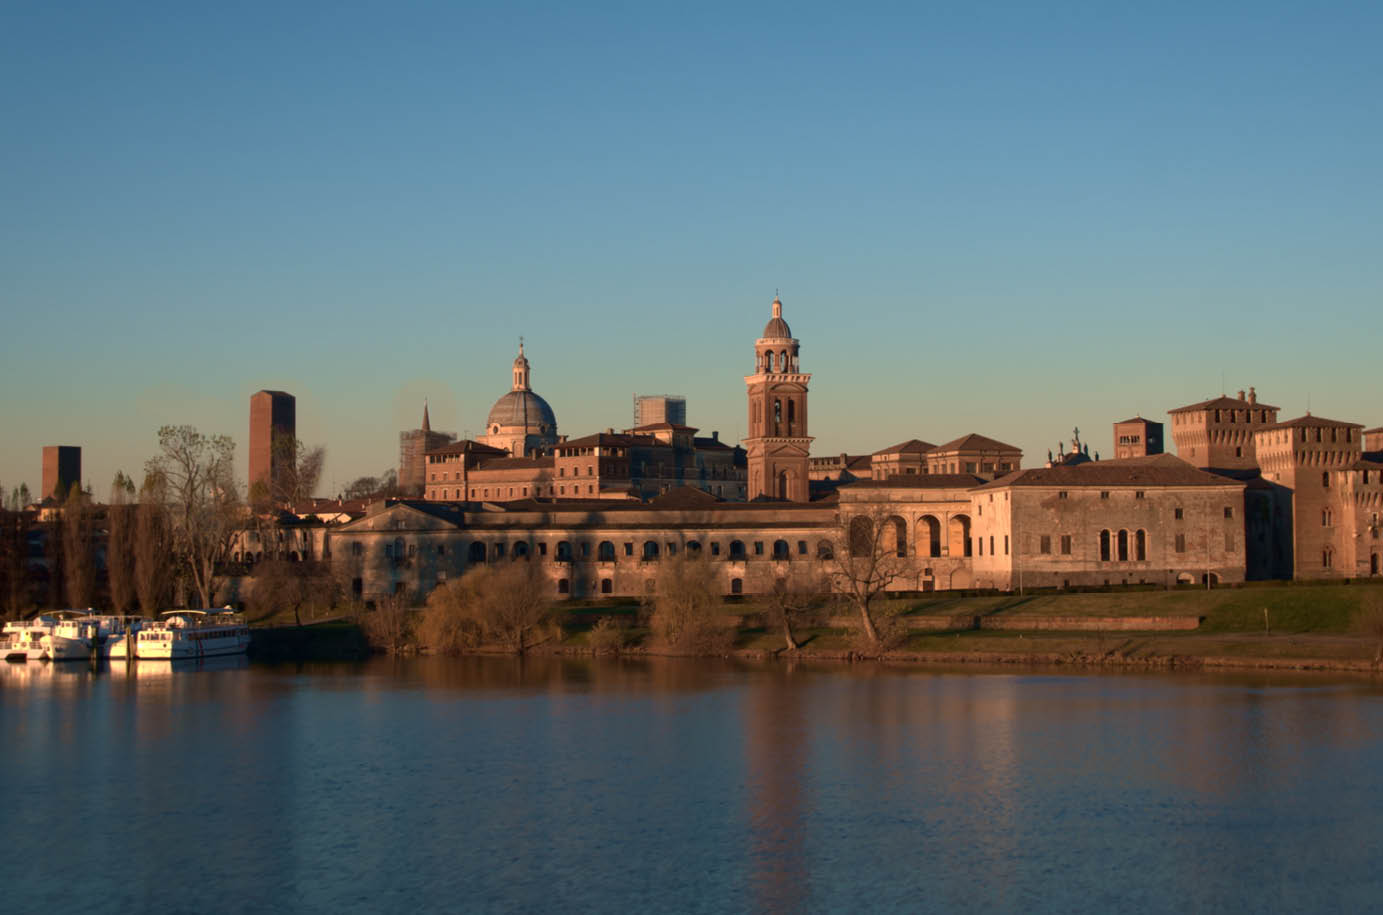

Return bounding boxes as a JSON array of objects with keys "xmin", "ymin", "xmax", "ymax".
[
  {"xmin": 486, "ymin": 389, "xmax": 557, "ymax": 432},
  {"xmin": 762, "ymin": 295, "xmax": 792, "ymax": 339}
]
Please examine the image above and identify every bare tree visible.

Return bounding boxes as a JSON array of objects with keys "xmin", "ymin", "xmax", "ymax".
[
  {"xmin": 0, "ymin": 505, "xmax": 30, "ymax": 619},
  {"xmin": 62, "ymin": 483, "xmax": 95, "ymax": 608},
  {"xmin": 825, "ymin": 507, "xmax": 914, "ymax": 644},
  {"xmin": 763, "ymin": 571, "xmax": 828, "ymax": 653},
  {"xmin": 107, "ymin": 472, "xmax": 137, "ymax": 614},
  {"xmin": 144, "ymin": 426, "xmax": 242, "ymax": 608},
  {"xmin": 249, "ymin": 434, "xmax": 327, "ymax": 510},
  {"xmin": 247, "ymin": 559, "xmax": 340, "ymax": 627},
  {"xmin": 650, "ymin": 552, "xmax": 729, "ymax": 654},
  {"xmin": 422, "ymin": 561, "xmax": 551, "ymax": 654},
  {"xmin": 134, "ymin": 479, "xmax": 174, "ymax": 614},
  {"xmin": 344, "ymin": 470, "xmax": 401, "ymax": 502},
  {"xmin": 419, "ymin": 577, "xmax": 485, "ymax": 654},
  {"xmin": 360, "ymin": 591, "xmax": 415, "ymax": 654}
]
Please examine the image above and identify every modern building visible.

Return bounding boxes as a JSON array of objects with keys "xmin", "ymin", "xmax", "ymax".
[
  {"xmin": 249, "ymin": 390, "xmax": 296, "ymax": 496},
  {"xmin": 41, "ymin": 446, "xmax": 81, "ymax": 500},
  {"xmin": 633, "ymin": 395, "xmax": 687, "ymax": 428}
]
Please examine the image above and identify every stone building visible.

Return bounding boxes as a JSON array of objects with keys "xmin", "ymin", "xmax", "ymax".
[
  {"xmin": 869, "ymin": 440, "xmax": 934, "ymax": 480},
  {"xmin": 41, "ymin": 445, "xmax": 81, "ymax": 500},
  {"xmin": 744, "ymin": 296, "xmax": 812, "ymax": 501},
  {"xmin": 478, "ymin": 342, "xmax": 559, "ymax": 457},
  {"xmin": 968, "ymin": 454, "xmax": 1248, "ymax": 591},
  {"xmin": 924, "ymin": 434, "xmax": 1022, "ymax": 479},
  {"xmin": 808, "ymin": 453, "xmax": 873, "ymax": 488},
  {"xmin": 832, "ymin": 476, "xmax": 984, "ymax": 591},
  {"xmin": 1169, "ymin": 388, "xmax": 1278, "ymax": 471},
  {"xmin": 249, "ymin": 390, "xmax": 296, "ymax": 495},
  {"xmin": 1113, "ymin": 417, "xmax": 1163, "ymax": 459},
  {"xmin": 399, "ymin": 402, "xmax": 456, "ymax": 496}
]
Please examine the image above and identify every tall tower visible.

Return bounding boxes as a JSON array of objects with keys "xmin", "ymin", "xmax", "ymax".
[
  {"xmin": 744, "ymin": 295, "xmax": 812, "ymax": 501},
  {"xmin": 249, "ymin": 390, "xmax": 296, "ymax": 498}
]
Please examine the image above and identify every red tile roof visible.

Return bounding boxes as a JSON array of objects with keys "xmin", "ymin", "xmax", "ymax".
[
  {"xmin": 931, "ymin": 433, "xmax": 1021, "ymax": 453},
  {"xmin": 1169, "ymin": 395, "xmax": 1280, "ymax": 414},
  {"xmin": 973, "ymin": 453, "xmax": 1240, "ymax": 489}
]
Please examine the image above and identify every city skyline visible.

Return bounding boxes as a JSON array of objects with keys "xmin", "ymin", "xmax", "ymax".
[{"xmin": 3, "ymin": 2, "xmax": 1380, "ymax": 495}]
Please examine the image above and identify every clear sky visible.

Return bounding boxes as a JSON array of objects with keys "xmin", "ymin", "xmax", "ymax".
[{"xmin": 3, "ymin": 1, "xmax": 1380, "ymax": 499}]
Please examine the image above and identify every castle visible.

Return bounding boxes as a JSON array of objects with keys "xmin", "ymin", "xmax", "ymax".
[{"xmin": 316, "ymin": 295, "xmax": 1381, "ymax": 602}]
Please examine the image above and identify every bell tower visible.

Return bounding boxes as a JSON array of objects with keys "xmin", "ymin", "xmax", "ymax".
[{"xmin": 744, "ymin": 295, "xmax": 812, "ymax": 501}]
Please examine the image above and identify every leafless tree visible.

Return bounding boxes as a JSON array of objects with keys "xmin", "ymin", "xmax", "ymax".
[
  {"xmin": 134, "ymin": 478, "xmax": 174, "ymax": 614},
  {"xmin": 106, "ymin": 472, "xmax": 137, "ymax": 614},
  {"xmin": 422, "ymin": 561, "xmax": 552, "ymax": 654},
  {"xmin": 360, "ymin": 591, "xmax": 416, "ymax": 654},
  {"xmin": 144, "ymin": 426, "xmax": 242, "ymax": 608},
  {"xmin": 344, "ymin": 470, "xmax": 401, "ymax": 502},
  {"xmin": 0, "ymin": 505, "xmax": 30, "ymax": 619},
  {"xmin": 249, "ymin": 433, "xmax": 327, "ymax": 510},
  {"xmin": 62, "ymin": 483, "xmax": 95, "ymax": 608},
  {"xmin": 650, "ymin": 552, "xmax": 730, "ymax": 654},
  {"xmin": 825, "ymin": 506, "xmax": 914, "ymax": 644},
  {"xmin": 247, "ymin": 559, "xmax": 340, "ymax": 627},
  {"xmin": 763, "ymin": 570, "xmax": 828, "ymax": 652}
]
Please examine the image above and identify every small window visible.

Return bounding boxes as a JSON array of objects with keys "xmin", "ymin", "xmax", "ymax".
[
  {"xmin": 710, "ymin": 542, "xmax": 721, "ymax": 556},
  {"xmin": 1060, "ymin": 535, "xmax": 1071, "ymax": 555},
  {"xmin": 797, "ymin": 540, "xmax": 808, "ymax": 555},
  {"xmin": 1059, "ymin": 491, "xmax": 1069, "ymax": 500},
  {"xmin": 1100, "ymin": 491, "xmax": 1110, "ymax": 500},
  {"xmin": 731, "ymin": 578, "xmax": 743, "ymax": 595},
  {"xmin": 1040, "ymin": 535, "xmax": 1051, "ymax": 554},
  {"xmin": 1175, "ymin": 533, "xmax": 1186, "ymax": 553},
  {"xmin": 1323, "ymin": 472, "xmax": 1330, "ymax": 488},
  {"xmin": 624, "ymin": 542, "xmax": 634, "ymax": 556},
  {"xmin": 1174, "ymin": 508, "xmax": 1183, "ymax": 520},
  {"xmin": 601, "ymin": 579, "xmax": 612, "ymax": 594},
  {"xmin": 1223, "ymin": 506, "xmax": 1233, "ymax": 519},
  {"xmin": 1135, "ymin": 491, "xmax": 1145, "ymax": 500},
  {"xmin": 754, "ymin": 541, "xmax": 764, "ymax": 556}
]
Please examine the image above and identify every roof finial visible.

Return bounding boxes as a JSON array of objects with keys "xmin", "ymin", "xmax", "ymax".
[
  {"xmin": 519, "ymin": 335, "xmax": 524, "ymax": 355},
  {"xmin": 422, "ymin": 397, "xmax": 431, "ymax": 432}
]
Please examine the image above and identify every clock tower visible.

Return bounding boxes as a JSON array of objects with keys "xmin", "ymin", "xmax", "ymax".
[{"xmin": 744, "ymin": 295, "xmax": 813, "ymax": 501}]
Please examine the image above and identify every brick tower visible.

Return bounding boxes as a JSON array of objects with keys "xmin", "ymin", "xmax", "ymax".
[
  {"xmin": 249, "ymin": 390, "xmax": 296, "ymax": 497},
  {"xmin": 744, "ymin": 295, "xmax": 812, "ymax": 501}
]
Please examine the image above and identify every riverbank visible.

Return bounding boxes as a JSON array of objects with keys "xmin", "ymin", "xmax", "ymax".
[{"xmin": 254, "ymin": 582, "xmax": 1383, "ymax": 673}]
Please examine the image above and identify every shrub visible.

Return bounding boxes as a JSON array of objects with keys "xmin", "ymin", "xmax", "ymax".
[
  {"xmin": 586, "ymin": 616, "xmax": 627, "ymax": 656},
  {"xmin": 650, "ymin": 553, "xmax": 731, "ymax": 655},
  {"xmin": 360, "ymin": 593, "xmax": 415, "ymax": 654}
]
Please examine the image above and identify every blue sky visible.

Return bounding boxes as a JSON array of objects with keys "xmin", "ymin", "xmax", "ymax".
[{"xmin": 3, "ymin": 1, "xmax": 1380, "ymax": 497}]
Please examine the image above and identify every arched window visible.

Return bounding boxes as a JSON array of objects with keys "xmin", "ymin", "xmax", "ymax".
[
  {"xmin": 731, "ymin": 578, "xmax": 743, "ymax": 595},
  {"xmin": 1136, "ymin": 529, "xmax": 1146, "ymax": 561},
  {"xmin": 780, "ymin": 349, "xmax": 789, "ymax": 371},
  {"xmin": 597, "ymin": 541, "xmax": 616, "ymax": 562},
  {"xmin": 817, "ymin": 540, "xmax": 834, "ymax": 560},
  {"xmin": 686, "ymin": 541, "xmax": 702, "ymax": 555},
  {"xmin": 919, "ymin": 515, "xmax": 942, "ymax": 558},
  {"xmin": 777, "ymin": 471, "xmax": 790, "ymax": 500},
  {"xmin": 787, "ymin": 399, "xmax": 795, "ymax": 432},
  {"xmin": 468, "ymin": 542, "xmax": 486, "ymax": 563},
  {"xmin": 949, "ymin": 515, "xmax": 972, "ymax": 558},
  {"xmin": 849, "ymin": 516, "xmax": 874, "ymax": 557},
  {"xmin": 883, "ymin": 516, "xmax": 907, "ymax": 557},
  {"xmin": 765, "ymin": 351, "xmax": 775, "ymax": 372},
  {"xmin": 1100, "ymin": 530, "xmax": 1111, "ymax": 562},
  {"xmin": 513, "ymin": 542, "xmax": 530, "ymax": 559},
  {"xmin": 1117, "ymin": 530, "xmax": 1129, "ymax": 562},
  {"xmin": 556, "ymin": 541, "xmax": 573, "ymax": 562},
  {"xmin": 729, "ymin": 540, "xmax": 746, "ymax": 560},
  {"xmin": 601, "ymin": 578, "xmax": 613, "ymax": 594},
  {"xmin": 642, "ymin": 540, "xmax": 660, "ymax": 561},
  {"xmin": 773, "ymin": 539, "xmax": 790, "ymax": 560},
  {"xmin": 774, "ymin": 399, "xmax": 782, "ymax": 427}
]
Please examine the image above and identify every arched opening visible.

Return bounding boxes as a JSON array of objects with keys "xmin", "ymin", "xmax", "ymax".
[
  {"xmin": 773, "ymin": 539, "xmax": 790, "ymax": 560},
  {"xmin": 1099, "ymin": 530, "xmax": 1111, "ymax": 562},
  {"xmin": 817, "ymin": 540, "xmax": 834, "ymax": 560},
  {"xmin": 948, "ymin": 515, "xmax": 971, "ymax": 558},
  {"xmin": 787, "ymin": 398, "xmax": 795, "ymax": 433},
  {"xmin": 777, "ymin": 471, "xmax": 790, "ymax": 500},
  {"xmin": 601, "ymin": 578, "xmax": 613, "ymax": 594},
  {"xmin": 513, "ymin": 541, "xmax": 530, "ymax": 560},
  {"xmin": 1373, "ymin": 554, "xmax": 1379, "ymax": 575},
  {"xmin": 1117, "ymin": 530, "xmax": 1129, "ymax": 562},
  {"xmin": 556, "ymin": 541, "xmax": 573, "ymax": 562},
  {"xmin": 686, "ymin": 541, "xmax": 702, "ymax": 555},
  {"xmin": 598, "ymin": 541, "xmax": 616, "ymax": 562},
  {"xmin": 881, "ymin": 515, "xmax": 907, "ymax": 557},
  {"xmin": 468, "ymin": 542, "xmax": 486, "ymax": 563},
  {"xmin": 849, "ymin": 516, "xmax": 874, "ymax": 557},
  {"xmin": 773, "ymin": 399, "xmax": 782, "ymax": 434},
  {"xmin": 918, "ymin": 515, "xmax": 941, "ymax": 558},
  {"xmin": 729, "ymin": 540, "xmax": 746, "ymax": 560},
  {"xmin": 731, "ymin": 578, "xmax": 743, "ymax": 595},
  {"xmin": 642, "ymin": 540, "xmax": 660, "ymax": 561},
  {"xmin": 1135, "ymin": 529, "xmax": 1146, "ymax": 561},
  {"xmin": 780, "ymin": 349, "xmax": 788, "ymax": 371},
  {"xmin": 1201, "ymin": 572, "xmax": 1219, "ymax": 587}
]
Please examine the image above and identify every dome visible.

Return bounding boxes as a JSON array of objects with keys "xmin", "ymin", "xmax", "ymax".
[
  {"xmin": 486, "ymin": 389, "xmax": 557, "ymax": 431},
  {"xmin": 762, "ymin": 295, "xmax": 792, "ymax": 339}
]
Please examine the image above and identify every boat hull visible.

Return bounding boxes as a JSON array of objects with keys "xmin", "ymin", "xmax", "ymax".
[
  {"xmin": 43, "ymin": 635, "xmax": 94, "ymax": 661},
  {"xmin": 136, "ymin": 628, "xmax": 251, "ymax": 660}
]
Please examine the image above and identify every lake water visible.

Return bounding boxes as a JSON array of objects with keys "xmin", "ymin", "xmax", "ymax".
[{"xmin": 4, "ymin": 656, "xmax": 1383, "ymax": 913}]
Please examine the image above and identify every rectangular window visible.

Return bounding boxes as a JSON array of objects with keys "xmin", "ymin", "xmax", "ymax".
[
  {"xmin": 1060, "ymin": 535, "xmax": 1071, "ymax": 555},
  {"xmin": 978, "ymin": 538, "xmax": 983, "ymax": 556},
  {"xmin": 1223, "ymin": 506, "xmax": 1233, "ymax": 519},
  {"xmin": 1101, "ymin": 491, "xmax": 1110, "ymax": 500},
  {"xmin": 797, "ymin": 540, "xmax": 807, "ymax": 555},
  {"xmin": 1004, "ymin": 535, "xmax": 1009, "ymax": 555},
  {"xmin": 539, "ymin": 543, "xmax": 548, "ymax": 556},
  {"xmin": 1058, "ymin": 491, "xmax": 1069, "ymax": 500},
  {"xmin": 1135, "ymin": 491, "xmax": 1145, "ymax": 500},
  {"xmin": 624, "ymin": 542, "xmax": 633, "ymax": 556},
  {"xmin": 1176, "ymin": 533, "xmax": 1186, "ymax": 553},
  {"xmin": 711, "ymin": 542, "xmax": 721, "ymax": 556},
  {"xmin": 754, "ymin": 541, "xmax": 764, "ymax": 556},
  {"xmin": 1174, "ymin": 507, "xmax": 1183, "ymax": 520},
  {"xmin": 1040, "ymin": 535, "xmax": 1051, "ymax": 554}
]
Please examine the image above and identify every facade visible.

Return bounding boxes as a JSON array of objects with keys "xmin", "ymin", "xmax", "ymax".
[
  {"xmin": 1169, "ymin": 388, "xmax": 1278, "ymax": 471},
  {"xmin": 744, "ymin": 296, "xmax": 812, "ymax": 501},
  {"xmin": 479, "ymin": 342, "xmax": 559, "ymax": 457},
  {"xmin": 249, "ymin": 390, "xmax": 296, "ymax": 495},
  {"xmin": 924, "ymin": 434, "xmax": 1022, "ymax": 480},
  {"xmin": 633, "ymin": 395, "xmax": 687, "ymax": 428},
  {"xmin": 1113, "ymin": 417, "xmax": 1163, "ymax": 459},
  {"xmin": 399, "ymin": 402, "xmax": 456, "ymax": 496},
  {"xmin": 41, "ymin": 445, "xmax": 81, "ymax": 500},
  {"xmin": 869, "ymin": 440, "xmax": 935, "ymax": 480}
]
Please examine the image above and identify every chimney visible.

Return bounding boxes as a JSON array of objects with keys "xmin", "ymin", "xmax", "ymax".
[
  {"xmin": 1248, "ymin": 386, "xmax": 1257, "ymax": 405},
  {"xmin": 1237, "ymin": 390, "xmax": 1246, "ymax": 401},
  {"xmin": 711, "ymin": 431, "xmax": 719, "ymax": 441}
]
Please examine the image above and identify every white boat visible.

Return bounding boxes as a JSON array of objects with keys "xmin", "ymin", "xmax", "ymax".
[
  {"xmin": 101, "ymin": 617, "xmax": 147, "ymax": 659},
  {"xmin": 42, "ymin": 616, "xmax": 102, "ymax": 661},
  {"xmin": 2, "ymin": 614, "xmax": 59, "ymax": 661},
  {"xmin": 134, "ymin": 609, "xmax": 250, "ymax": 660}
]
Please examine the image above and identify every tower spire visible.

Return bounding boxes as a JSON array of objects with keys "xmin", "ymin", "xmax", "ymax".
[{"xmin": 422, "ymin": 398, "xmax": 431, "ymax": 432}]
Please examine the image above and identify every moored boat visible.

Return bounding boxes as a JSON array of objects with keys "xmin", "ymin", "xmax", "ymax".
[
  {"xmin": 134, "ymin": 609, "xmax": 250, "ymax": 660},
  {"xmin": 3, "ymin": 614, "xmax": 59, "ymax": 661}
]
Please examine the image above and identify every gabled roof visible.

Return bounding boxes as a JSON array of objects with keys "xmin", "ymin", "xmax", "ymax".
[
  {"xmin": 1169, "ymin": 395, "xmax": 1280, "ymax": 414},
  {"xmin": 426, "ymin": 439, "xmax": 509, "ymax": 458},
  {"xmin": 1267, "ymin": 414, "xmax": 1364, "ymax": 430},
  {"xmin": 557, "ymin": 431, "xmax": 651, "ymax": 449},
  {"xmin": 1115, "ymin": 416, "xmax": 1160, "ymax": 425},
  {"xmin": 626, "ymin": 422, "xmax": 699, "ymax": 434},
  {"xmin": 874, "ymin": 439, "xmax": 935, "ymax": 456},
  {"xmin": 841, "ymin": 474, "xmax": 986, "ymax": 490},
  {"xmin": 973, "ymin": 453, "xmax": 1240, "ymax": 489},
  {"xmin": 931, "ymin": 433, "xmax": 1021, "ymax": 454}
]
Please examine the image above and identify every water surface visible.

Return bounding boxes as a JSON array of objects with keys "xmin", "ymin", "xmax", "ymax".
[{"xmin": 4, "ymin": 657, "xmax": 1382, "ymax": 913}]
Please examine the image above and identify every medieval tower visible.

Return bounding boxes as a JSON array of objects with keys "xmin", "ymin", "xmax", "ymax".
[{"xmin": 744, "ymin": 295, "xmax": 812, "ymax": 501}]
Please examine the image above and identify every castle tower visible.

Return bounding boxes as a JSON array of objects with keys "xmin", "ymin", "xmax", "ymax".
[
  {"xmin": 249, "ymin": 390, "xmax": 296, "ymax": 498},
  {"xmin": 744, "ymin": 295, "xmax": 812, "ymax": 501}
]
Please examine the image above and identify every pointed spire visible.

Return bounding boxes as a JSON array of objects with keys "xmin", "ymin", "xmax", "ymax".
[{"xmin": 422, "ymin": 399, "xmax": 431, "ymax": 432}]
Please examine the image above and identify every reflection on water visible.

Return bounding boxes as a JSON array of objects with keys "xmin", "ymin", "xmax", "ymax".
[{"xmin": 4, "ymin": 657, "xmax": 1383, "ymax": 913}]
